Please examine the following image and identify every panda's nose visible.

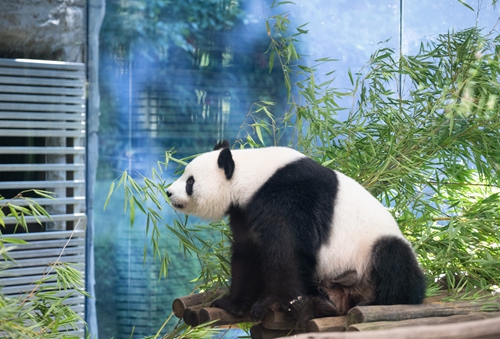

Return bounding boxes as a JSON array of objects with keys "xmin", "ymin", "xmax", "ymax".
[{"xmin": 166, "ymin": 190, "xmax": 172, "ymax": 197}]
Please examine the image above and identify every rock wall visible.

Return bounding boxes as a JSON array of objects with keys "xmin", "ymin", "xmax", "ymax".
[{"xmin": 0, "ymin": 0, "xmax": 85, "ymax": 62}]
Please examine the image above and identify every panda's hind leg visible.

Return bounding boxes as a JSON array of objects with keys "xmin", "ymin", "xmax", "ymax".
[{"xmin": 369, "ymin": 236, "xmax": 426, "ymax": 305}]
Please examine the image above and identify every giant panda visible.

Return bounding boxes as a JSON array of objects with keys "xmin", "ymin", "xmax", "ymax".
[{"xmin": 166, "ymin": 140, "xmax": 426, "ymax": 323}]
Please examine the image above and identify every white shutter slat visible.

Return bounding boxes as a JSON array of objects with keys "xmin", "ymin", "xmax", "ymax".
[
  {"xmin": 0, "ymin": 94, "xmax": 85, "ymax": 105},
  {"xmin": 0, "ymin": 163, "xmax": 84, "ymax": 171},
  {"xmin": 0, "ymin": 146, "xmax": 85, "ymax": 154},
  {"xmin": 1, "ymin": 120, "xmax": 85, "ymax": 129},
  {"xmin": 2, "ymin": 213, "xmax": 87, "ymax": 225},
  {"xmin": 0, "ymin": 84, "xmax": 84, "ymax": 96},
  {"xmin": 0, "ymin": 75, "xmax": 85, "ymax": 87},
  {"xmin": 0, "ymin": 112, "xmax": 85, "ymax": 120},
  {"xmin": 0, "ymin": 102, "xmax": 84, "ymax": 112},
  {"xmin": 0, "ymin": 129, "xmax": 85, "ymax": 137}
]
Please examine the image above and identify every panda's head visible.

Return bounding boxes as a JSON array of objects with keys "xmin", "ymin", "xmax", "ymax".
[{"xmin": 166, "ymin": 140, "xmax": 235, "ymax": 220}]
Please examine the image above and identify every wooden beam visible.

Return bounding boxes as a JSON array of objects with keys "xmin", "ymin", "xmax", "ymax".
[{"xmin": 279, "ymin": 315, "xmax": 500, "ymax": 339}]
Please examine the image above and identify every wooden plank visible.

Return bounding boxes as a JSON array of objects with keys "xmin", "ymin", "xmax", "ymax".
[
  {"xmin": 347, "ymin": 312, "xmax": 500, "ymax": 332},
  {"xmin": 0, "ymin": 84, "xmax": 83, "ymax": 96},
  {"xmin": 1, "ymin": 120, "xmax": 85, "ymax": 129},
  {"xmin": 0, "ymin": 112, "xmax": 85, "ymax": 120},
  {"xmin": 0, "ymin": 94, "xmax": 85, "ymax": 105},
  {"xmin": 0, "ymin": 76, "xmax": 85, "ymax": 87},
  {"xmin": 0, "ymin": 129, "xmax": 85, "ymax": 137},
  {"xmin": 0, "ymin": 146, "xmax": 85, "ymax": 155},
  {"xmin": 0, "ymin": 163, "xmax": 84, "ymax": 172},
  {"xmin": 346, "ymin": 301, "xmax": 500, "ymax": 326},
  {"xmin": 286, "ymin": 315, "xmax": 500, "ymax": 339},
  {"xmin": 0, "ymin": 102, "xmax": 84, "ymax": 112}
]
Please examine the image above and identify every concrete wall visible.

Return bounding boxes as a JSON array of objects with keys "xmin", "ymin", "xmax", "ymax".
[{"xmin": 0, "ymin": 0, "xmax": 86, "ymax": 62}]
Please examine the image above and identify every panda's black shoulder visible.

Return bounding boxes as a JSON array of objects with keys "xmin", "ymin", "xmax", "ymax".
[
  {"xmin": 267, "ymin": 156, "xmax": 337, "ymax": 186},
  {"xmin": 246, "ymin": 156, "xmax": 339, "ymax": 247}
]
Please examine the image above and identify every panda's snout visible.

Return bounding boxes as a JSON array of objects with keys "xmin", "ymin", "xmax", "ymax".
[{"xmin": 166, "ymin": 190, "xmax": 172, "ymax": 198}]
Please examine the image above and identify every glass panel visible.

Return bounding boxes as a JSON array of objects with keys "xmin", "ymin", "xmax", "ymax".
[{"xmin": 95, "ymin": 1, "xmax": 285, "ymax": 337}]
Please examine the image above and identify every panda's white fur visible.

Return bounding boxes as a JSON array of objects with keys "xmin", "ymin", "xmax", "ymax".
[
  {"xmin": 166, "ymin": 141, "xmax": 425, "ymax": 322},
  {"xmin": 316, "ymin": 171, "xmax": 406, "ymax": 282},
  {"xmin": 168, "ymin": 146, "xmax": 304, "ymax": 220}
]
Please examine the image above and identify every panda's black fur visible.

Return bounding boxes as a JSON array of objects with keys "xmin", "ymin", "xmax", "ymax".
[{"xmin": 166, "ymin": 140, "xmax": 426, "ymax": 323}]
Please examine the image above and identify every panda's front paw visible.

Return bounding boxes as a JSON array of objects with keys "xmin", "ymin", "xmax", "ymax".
[{"xmin": 250, "ymin": 296, "xmax": 283, "ymax": 321}]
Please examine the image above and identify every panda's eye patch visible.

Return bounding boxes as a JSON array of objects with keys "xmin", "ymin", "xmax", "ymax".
[{"xmin": 186, "ymin": 176, "xmax": 195, "ymax": 196}]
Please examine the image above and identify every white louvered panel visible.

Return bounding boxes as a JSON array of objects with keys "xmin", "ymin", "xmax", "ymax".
[
  {"xmin": 0, "ymin": 230, "xmax": 86, "ymax": 335},
  {"xmin": 0, "ymin": 58, "xmax": 86, "ymax": 233},
  {"xmin": 0, "ymin": 59, "xmax": 86, "ymax": 336}
]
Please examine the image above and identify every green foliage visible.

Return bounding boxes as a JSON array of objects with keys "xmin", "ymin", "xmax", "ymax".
[
  {"xmin": 107, "ymin": 2, "xmax": 500, "ymax": 337},
  {"xmin": 0, "ymin": 192, "xmax": 88, "ymax": 338},
  {"xmin": 265, "ymin": 9, "xmax": 500, "ymax": 296}
]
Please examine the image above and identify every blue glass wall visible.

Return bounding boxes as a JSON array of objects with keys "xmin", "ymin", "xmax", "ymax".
[{"xmin": 94, "ymin": 1, "xmax": 499, "ymax": 337}]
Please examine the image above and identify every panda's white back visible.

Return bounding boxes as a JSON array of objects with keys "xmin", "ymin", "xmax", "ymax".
[
  {"xmin": 315, "ymin": 171, "xmax": 406, "ymax": 282},
  {"xmin": 229, "ymin": 147, "xmax": 305, "ymax": 207}
]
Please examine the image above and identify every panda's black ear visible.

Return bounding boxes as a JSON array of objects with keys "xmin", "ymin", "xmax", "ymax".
[
  {"xmin": 213, "ymin": 140, "xmax": 230, "ymax": 150},
  {"xmin": 217, "ymin": 148, "xmax": 235, "ymax": 180}
]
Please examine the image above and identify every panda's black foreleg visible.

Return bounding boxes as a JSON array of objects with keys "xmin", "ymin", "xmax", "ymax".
[
  {"xmin": 212, "ymin": 239, "xmax": 264, "ymax": 317},
  {"xmin": 249, "ymin": 238, "xmax": 310, "ymax": 321}
]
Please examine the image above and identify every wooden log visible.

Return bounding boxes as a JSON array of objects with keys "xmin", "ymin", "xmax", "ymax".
[
  {"xmin": 306, "ymin": 316, "xmax": 347, "ymax": 332},
  {"xmin": 278, "ymin": 314, "xmax": 500, "ymax": 339},
  {"xmin": 261, "ymin": 310, "xmax": 305, "ymax": 330},
  {"xmin": 172, "ymin": 289, "xmax": 226, "ymax": 318},
  {"xmin": 198, "ymin": 307, "xmax": 252, "ymax": 326},
  {"xmin": 183, "ymin": 305, "xmax": 204, "ymax": 326},
  {"xmin": 347, "ymin": 311, "xmax": 500, "ymax": 331},
  {"xmin": 346, "ymin": 299, "xmax": 500, "ymax": 326},
  {"xmin": 250, "ymin": 324, "xmax": 304, "ymax": 339}
]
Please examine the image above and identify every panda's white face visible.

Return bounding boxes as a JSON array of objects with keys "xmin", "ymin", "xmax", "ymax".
[{"xmin": 167, "ymin": 150, "xmax": 232, "ymax": 220}]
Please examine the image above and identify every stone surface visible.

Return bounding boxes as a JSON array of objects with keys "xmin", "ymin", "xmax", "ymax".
[{"xmin": 0, "ymin": 0, "xmax": 86, "ymax": 62}]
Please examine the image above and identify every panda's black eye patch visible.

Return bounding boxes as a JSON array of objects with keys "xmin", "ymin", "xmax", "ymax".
[{"xmin": 186, "ymin": 176, "xmax": 195, "ymax": 196}]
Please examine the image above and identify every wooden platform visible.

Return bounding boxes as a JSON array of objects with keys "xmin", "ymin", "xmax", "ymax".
[{"xmin": 172, "ymin": 291, "xmax": 500, "ymax": 339}]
